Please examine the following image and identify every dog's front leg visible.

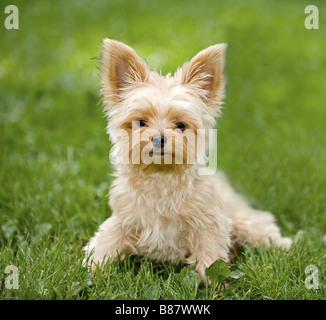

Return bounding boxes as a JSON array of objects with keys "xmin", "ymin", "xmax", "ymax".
[
  {"xmin": 184, "ymin": 229, "xmax": 230, "ymax": 280},
  {"xmin": 83, "ymin": 215, "xmax": 135, "ymax": 270}
]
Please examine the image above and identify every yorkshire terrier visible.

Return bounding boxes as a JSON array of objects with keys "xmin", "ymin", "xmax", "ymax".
[{"xmin": 84, "ymin": 39, "xmax": 292, "ymax": 279}]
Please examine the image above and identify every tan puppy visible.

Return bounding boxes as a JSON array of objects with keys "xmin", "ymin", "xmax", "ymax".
[{"xmin": 84, "ymin": 39, "xmax": 292, "ymax": 278}]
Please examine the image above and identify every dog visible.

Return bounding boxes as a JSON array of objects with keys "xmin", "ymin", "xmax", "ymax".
[{"xmin": 83, "ymin": 39, "xmax": 292, "ymax": 279}]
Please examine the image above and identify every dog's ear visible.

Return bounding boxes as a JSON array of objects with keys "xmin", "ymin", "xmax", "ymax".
[
  {"xmin": 179, "ymin": 44, "xmax": 227, "ymax": 105},
  {"xmin": 100, "ymin": 39, "xmax": 150, "ymax": 103}
]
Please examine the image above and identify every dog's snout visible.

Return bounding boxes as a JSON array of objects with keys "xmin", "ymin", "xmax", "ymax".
[{"xmin": 152, "ymin": 135, "xmax": 167, "ymax": 148}]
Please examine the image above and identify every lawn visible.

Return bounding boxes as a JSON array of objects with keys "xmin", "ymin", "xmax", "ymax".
[{"xmin": 1, "ymin": 0, "xmax": 326, "ymax": 300}]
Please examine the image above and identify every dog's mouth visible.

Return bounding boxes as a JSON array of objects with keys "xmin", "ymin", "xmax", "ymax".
[{"xmin": 149, "ymin": 150, "xmax": 172, "ymax": 157}]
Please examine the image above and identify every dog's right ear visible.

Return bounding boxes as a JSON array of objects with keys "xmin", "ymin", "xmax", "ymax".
[
  {"xmin": 100, "ymin": 39, "xmax": 149, "ymax": 104},
  {"xmin": 179, "ymin": 44, "xmax": 227, "ymax": 108}
]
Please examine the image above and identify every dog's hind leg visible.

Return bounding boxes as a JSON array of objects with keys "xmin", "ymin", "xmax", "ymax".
[
  {"xmin": 214, "ymin": 171, "xmax": 292, "ymax": 250},
  {"xmin": 230, "ymin": 207, "xmax": 292, "ymax": 250}
]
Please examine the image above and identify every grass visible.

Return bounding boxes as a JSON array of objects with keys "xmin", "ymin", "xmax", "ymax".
[{"xmin": 1, "ymin": 0, "xmax": 326, "ymax": 300}]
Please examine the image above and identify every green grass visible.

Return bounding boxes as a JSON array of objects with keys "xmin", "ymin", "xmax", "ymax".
[{"xmin": 1, "ymin": 0, "xmax": 326, "ymax": 300}]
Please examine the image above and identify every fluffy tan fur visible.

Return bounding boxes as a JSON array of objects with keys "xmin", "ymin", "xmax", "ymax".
[{"xmin": 84, "ymin": 39, "xmax": 292, "ymax": 278}]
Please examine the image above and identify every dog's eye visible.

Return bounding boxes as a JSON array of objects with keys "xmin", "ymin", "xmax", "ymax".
[
  {"xmin": 138, "ymin": 120, "xmax": 147, "ymax": 127},
  {"xmin": 176, "ymin": 122, "xmax": 186, "ymax": 129}
]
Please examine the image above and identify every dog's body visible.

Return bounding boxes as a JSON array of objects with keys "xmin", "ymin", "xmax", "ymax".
[{"xmin": 84, "ymin": 39, "xmax": 291, "ymax": 278}]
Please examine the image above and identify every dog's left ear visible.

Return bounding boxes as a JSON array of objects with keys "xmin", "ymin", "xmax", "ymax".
[
  {"xmin": 179, "ymin": 44, "xmax": 227, "ymax": 105},
  {"xmin": 100, "ymin": 39, "xmax": 150, "ymax": 104}
]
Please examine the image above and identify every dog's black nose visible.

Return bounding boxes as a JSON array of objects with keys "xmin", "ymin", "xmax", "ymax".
[{"xmin": 152, "ymin": 135, "xmax": 167, "ymax": 149}]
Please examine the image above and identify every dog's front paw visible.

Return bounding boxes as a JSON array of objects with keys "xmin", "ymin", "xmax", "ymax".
[
  {"xmin": 195, "ymin": 263, "xmax": 207, "ymax": 280},
  {"xmin": 274, "ymin": 236, "xmax": 292, "ymax": 250}
]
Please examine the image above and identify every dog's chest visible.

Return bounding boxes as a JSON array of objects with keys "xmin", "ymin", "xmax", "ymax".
[
  {"xmin": 112, "ymin": 173, "xmax": 193, "ymax": 262},
  {"xmin": 135, "ymin": 200, "xmax": 187, "ymax": 263}
]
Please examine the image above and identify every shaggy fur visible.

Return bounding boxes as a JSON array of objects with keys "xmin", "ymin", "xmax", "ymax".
[{"xmin": 84, "ymin": 39, "xmax": 292, "ymax": 278}]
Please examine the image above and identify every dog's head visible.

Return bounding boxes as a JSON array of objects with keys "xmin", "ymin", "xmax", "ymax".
[{"xmin": 100, "ymin": 39, "xmax": 226, "ymax": 173}]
